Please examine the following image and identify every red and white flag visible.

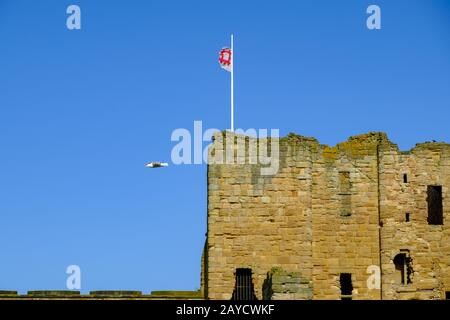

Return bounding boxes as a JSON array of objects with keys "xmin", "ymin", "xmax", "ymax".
[
  {"xmin": 219, "ymin": 35, "xmax": 234, "ymax": 131},
  {"xmin": 219, "ymin": 47, "xmax": 232, "ymax": 72}
]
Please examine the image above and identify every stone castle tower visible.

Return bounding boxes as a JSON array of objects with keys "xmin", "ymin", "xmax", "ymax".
[{"xmin": 203, "ymin": 131, "xmax": 450, "ymax": 300}]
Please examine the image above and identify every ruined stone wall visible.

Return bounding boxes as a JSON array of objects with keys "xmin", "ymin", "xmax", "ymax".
[
  {"xmin": 206, "ymin": 133, "xmax": 314, "ymax": 299},
  {"xmin": 0, "ymin": 290, "xmax": 203, "ymax": 300},
  {"xmin": 379, "ymin": 142, "xmax": 450, "ymax": 299},
  {"xmin": 206, "ymin": 131, "xmax": 449, "ymax": 300},
  {"xmin": 310, "ymin": 133, "xmax": 384, "ymax": 300},
  {"xmin": 262, "ymin": 268, "xmax": 313, "ymax": 300}
]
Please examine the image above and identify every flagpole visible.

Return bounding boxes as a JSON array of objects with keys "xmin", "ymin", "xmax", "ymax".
[{"xmin": 231, "ymin": 34, "xmax": 234, "ymax": 132}]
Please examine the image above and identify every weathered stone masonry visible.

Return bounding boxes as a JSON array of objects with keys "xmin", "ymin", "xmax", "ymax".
[{"xmin": 204, "ymin": 132, "xmax": 450, "ymax": 300}]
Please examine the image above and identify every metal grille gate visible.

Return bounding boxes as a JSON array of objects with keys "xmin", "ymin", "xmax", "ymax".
[{"xmin": 232, "ymin": 268, "xmax": 256, "ymax": 300}]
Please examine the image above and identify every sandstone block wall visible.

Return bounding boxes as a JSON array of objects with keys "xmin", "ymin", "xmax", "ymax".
[
  {"xmin": 262, "ymin": 267, "xmax": 313, "ymax": 300},
  {"xmin": 379, "ymin": 142, "xmax": 450, "ymax": 299},
  {"xmin": 206, "ymin": 133, "xmax": 313, "ymax": 299},
  {"xmin": 206, "ymin": 131, "xmax": 449, "ymax": 300}
]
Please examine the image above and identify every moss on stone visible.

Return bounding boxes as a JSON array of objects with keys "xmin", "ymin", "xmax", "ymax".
[
  {"xmin": 27, "ymin": 290, "xmax": 80, "ymax": 297},
  {"xmin": 89, "ymin": 290, "xmax": 142, "ymax": 297},
  {"xmin": 0, "ymin": 291, "xmax": 18, "ymax": 296},
  {"xmin": 150, "ymin": 290, "xmax": 203, "ymax": 299}
]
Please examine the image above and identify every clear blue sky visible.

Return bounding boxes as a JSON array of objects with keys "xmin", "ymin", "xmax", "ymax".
[{"xmin": 0, "ymin": 0, "xmax": 449, "ymax": 293}]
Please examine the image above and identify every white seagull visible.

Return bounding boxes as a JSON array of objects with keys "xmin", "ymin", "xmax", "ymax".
[{"xmin": 145, "ymin": 162, "xmax": 169, "ymax": 168}]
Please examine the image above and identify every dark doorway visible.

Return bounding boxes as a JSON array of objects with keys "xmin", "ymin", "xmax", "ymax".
[
  {"xmin": 340, "ymin": 273, "xmax": 353, "ymax": 300},
  {"xmin": 231, "ymin": 268, "xmax": 257, "ymax": 300}
]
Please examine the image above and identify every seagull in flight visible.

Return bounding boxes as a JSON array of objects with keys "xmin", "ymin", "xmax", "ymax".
[{"xmin": 145, "ymin": 162, "xmax": 169, "ymax": 168}]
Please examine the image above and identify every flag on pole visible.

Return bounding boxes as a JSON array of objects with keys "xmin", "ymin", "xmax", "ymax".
[
  {"xmin": 219, "ymin": 35, "xmax": 234, "ymax": 131},
  {"xmin": 219, "ymin": 47, "xmax": 232, "ymax": 72}
]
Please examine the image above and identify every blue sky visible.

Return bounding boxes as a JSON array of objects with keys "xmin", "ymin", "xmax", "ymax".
[{"xmin": 0, "ymin": 0, "xmax": 449, "ymax": 293}]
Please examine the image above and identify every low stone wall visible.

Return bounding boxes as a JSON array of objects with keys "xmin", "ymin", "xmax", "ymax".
[{"xmin": 0, "ymin": 290, "xmax": 204, "ymax": 300}]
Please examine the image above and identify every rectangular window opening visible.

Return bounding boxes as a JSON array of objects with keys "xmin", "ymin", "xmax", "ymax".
[
  {"xmin": 403, "ymin": 173, "xmax": 408, "ymax": 183},
  {"xmin": 427, "ymin": 186, "xmax": 443, "ymax": 225},
  {"xmin": 405, "ymin": 213, "xmax": 410, "ymax": 222},
  {"xmin": 340, "ymin": 273, "xmax": 353, "ymax": 300}
]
